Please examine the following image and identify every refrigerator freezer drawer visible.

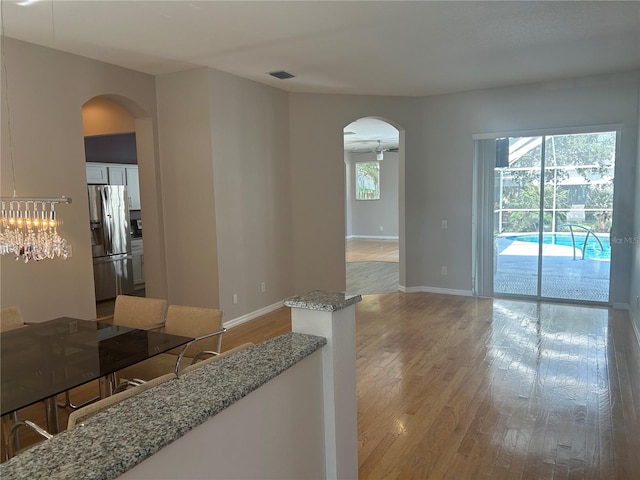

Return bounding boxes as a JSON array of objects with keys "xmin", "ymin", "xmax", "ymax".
[{"xmin": 93, "ymin": 254, "xmax": 134, "ymax": 302}]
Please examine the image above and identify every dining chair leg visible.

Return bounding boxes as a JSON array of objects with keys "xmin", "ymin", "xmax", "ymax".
[
  {"xmin": 7, "ymin": 420, "xmax": 53, "ymax": 458},
  {"xmin": 1, "ymin": 414, "xmax": 19, "ymax": 461},
  {"xmin": 99, "ymin": 373, "xmax": 117, "ymax": 398},
  {"xmin": 11, "ymin": 412, "xmax": 19, "ymax": 455},
  {"xmin": 112, "ymin": 379, "xmax": 145, "ymax": 394},
  {"xmin": 58, "ymin": 391, "xmax": 101, "ymax": 410}
]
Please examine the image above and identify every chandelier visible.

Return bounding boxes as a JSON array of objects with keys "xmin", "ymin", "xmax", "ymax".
[
  {"xmin": 0, "ymin": 196, "xmax": 72, "ymax": 262},
  {"xmin": 1, "ymin": 1, "xmax": 72, "ymax": 262}
]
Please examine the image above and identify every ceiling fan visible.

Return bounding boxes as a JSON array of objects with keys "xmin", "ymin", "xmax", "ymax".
[
  {"xmin": 374, "ymin": 140, "xmax": 385, "ymax": 160},
  {"xmin": 373, "ymin": 140, "xmax": 400, "ymax": 160},
  {"xmin": 347, "ymin": 139, "xmax": 399, "ymax": 160}
]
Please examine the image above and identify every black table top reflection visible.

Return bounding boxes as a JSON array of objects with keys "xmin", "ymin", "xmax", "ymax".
[{"xmin": 1, "ymin": 317, "xmax": 192, "ymax": 416}]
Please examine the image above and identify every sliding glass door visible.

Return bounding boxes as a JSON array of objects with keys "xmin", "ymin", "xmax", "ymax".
[
  {"xmin": 486, "ymin": 131, "xmax": 616, "ymax": 303},
  {"xmin": 493, "ymin": 136, "xmax": 542, "ymax": 296}
]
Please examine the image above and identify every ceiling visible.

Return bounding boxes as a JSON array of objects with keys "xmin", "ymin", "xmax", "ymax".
[
  {"xmin": 2, "ymin": 0, "xmax": 639, "ymax": 150},
  {"xmin": 344, "ymin": 118, "xmax": 399, "ymax": 153}
]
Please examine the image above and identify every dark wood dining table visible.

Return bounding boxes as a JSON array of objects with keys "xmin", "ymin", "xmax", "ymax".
[{"xmin": 1, "ymin": 317, "xmax": 193, "ymax": 434}]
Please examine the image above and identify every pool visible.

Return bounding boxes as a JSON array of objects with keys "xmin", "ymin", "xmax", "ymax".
[{"xmin": 503, "ymin": 232, "xmax": 611, "ymax": 260}]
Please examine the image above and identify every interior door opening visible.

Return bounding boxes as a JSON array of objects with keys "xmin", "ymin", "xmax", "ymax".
[
  {"xmin": 344, "ymin": 118, "xmax": 400, "ymax": 294},
  {"xmin": 82, "ymin": 95, "xmax": 147, "ymax": 319}
]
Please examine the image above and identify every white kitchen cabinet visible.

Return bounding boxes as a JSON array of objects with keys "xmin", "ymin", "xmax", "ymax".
[
  {"xmin": 86, "ymin": 163, "xmax": 140, "ymax": 210},
  {"xmin": 131, "ymin": 238, "xmax": 144, "ymax": 287},
  {"xmin": 125, "ymin": 166, "xmax": 141, "ymax": 210},
  {"xmin": 108, "ymin": 166, "xmax": 126, "ymax": 185},
  {"xmin": 86, "ymin": 164, "xmax": 108, "ymax": 184}
]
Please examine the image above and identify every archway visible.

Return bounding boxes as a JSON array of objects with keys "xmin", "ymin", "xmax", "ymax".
[
  {"xmin": 343, "ymin": 117, "xmax": 403, "ymax": 293},
  {"xmin": 81, "ymin": 95, "xmax": 159, "ymax": 316}
]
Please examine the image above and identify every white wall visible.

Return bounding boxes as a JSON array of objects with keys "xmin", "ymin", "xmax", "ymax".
[
  {"xmin": 156, "ymin": 69, "xmax": 220, "ymax": 308},
  {"xmin": 345, "ymin": 151, "xmax": 352, "ymax": 238},
  {"xmin": 0, "ymin": 39, "xmax": 160, "ymax": 321},
  {"xmin": 289, "ymin": 95, "xmax": 417, "ymax": 294},
  {"xmin": 207, "ymin": 69, "xmax": 293, "ymax": 319},
  {"xmin": 3, "ymin": 39, "xmax": 638, "ymax": 323},
  {"xmin": 154, "ymin": 67, "xmax": 296, "ymax": 318},
  {"xmin": 290, "ymin": 72, "xmax": 639, "ymax": 303},
  {"xmin": 346, "ymin": 151, "xmax": 399, "ymax": 238},
  {"xmin": 415, "ymin": 73, "xmax": 638, "ymax": 302}
]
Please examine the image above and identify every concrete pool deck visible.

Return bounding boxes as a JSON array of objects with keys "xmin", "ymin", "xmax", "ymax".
[{"xmin": 494, "ymin": 239, "xmax": 610, "ymax": 302}]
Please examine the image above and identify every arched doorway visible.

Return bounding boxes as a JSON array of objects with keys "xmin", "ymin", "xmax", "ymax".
[
  {"xmin": 81, "ymin": 95, "xmax": 156, "ymax": 316},
  {"xmin": 344, "ymin": 117, "xmax": 401, "ymax": 294}
]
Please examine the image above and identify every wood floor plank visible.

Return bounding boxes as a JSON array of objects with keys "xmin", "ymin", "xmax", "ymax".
[
  {"xmin": 3, "ymin": 291, "xmax": 639, "ymax": 480},
  {"xmin": 354, "ymin": 294, "xmax": 639, "ymax": 479},
  {"xmin": 346, "ymin": 238, "xmax": 399, "ymax": 263}
]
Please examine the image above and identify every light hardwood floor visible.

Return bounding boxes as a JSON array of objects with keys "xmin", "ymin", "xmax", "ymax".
[
  {"xmin": 346, "ymin": 238, "xmax": 399, "ymax": 263},
  {"xmin": 354, "ymin": 294, "xmax": 640, "ymax": 479},
  {"xmin": 4, "ymin": 293, "xmax": 639, "ymax": 479}
]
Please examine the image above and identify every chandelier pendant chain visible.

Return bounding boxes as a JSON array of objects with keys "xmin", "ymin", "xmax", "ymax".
[{"xmin": 1, "ymin": 0, "xmax": 17, "ymax": 196}]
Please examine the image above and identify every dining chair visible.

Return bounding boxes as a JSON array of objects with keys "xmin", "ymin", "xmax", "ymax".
[
  {"xmin": 3, "ymin": 419, "xmax": 53, "ymax": 459},
  {"xmin": 117, "ymin": 305, "xmax": 225, "ymax": 382},
  {"xmin": 3, "ymin": 373, "xmax": 176, "ymax": 459},
  {"xmin": 59, "ymin": 295, "xmax": 168, "ymax": 410},
  {"xmin": 110, "ymin": 295, "xmax": 168, "ymax": 329},
  {"xmin": 67, "ymin": 373, "xmax": 176, "ymax": 429},
  {"xmin": 0, "ymin": 306, "xmax": 25, "ymax": 332},
  {"xmin": 0, "ymin": 306, "xmax": 40, "ymax": 459}
]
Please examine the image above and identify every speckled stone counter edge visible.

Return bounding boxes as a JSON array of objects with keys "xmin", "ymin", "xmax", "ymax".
[
  {"xmin": 284, "ymin": 290, "xmax": 362, "ymax": 312},
  {"xmin": 0, "ymin": 332, "xmax": 327, "ymax": 480}
]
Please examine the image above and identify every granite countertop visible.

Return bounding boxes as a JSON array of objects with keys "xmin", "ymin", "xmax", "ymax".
[
  {"xmin": 0, "ymin": 332, "xmax": 327, "ymax": 480},
  {"xmin": 284, "ymin": 290, "xmax": 362, "ymax": 312}
]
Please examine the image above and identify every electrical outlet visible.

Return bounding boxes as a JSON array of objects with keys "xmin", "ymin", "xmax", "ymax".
[
  {"xmin": 233, "ymin": 294, "xmax": 238, "ymax": 305},
  {"xmin": 441, "ymin": 220, "xmax": 448, "ymax": 229},
  {"xmin": 261, "ymin": 282, "xmax": 266, "ymax": 293},
  {"xmin": 379, "ymin": 225, "xmax": 384, "ymax": 231},
  {"xmin": 441, "ymin": 267, "xmax": 448, "ymax": 276}
]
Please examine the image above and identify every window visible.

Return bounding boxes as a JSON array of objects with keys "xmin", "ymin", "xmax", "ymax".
[{"xmin": 355, "ymin": 162, "xmax": 380, "ymax": 200}]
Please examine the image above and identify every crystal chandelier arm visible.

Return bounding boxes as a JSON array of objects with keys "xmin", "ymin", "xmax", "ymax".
[{"xmin": 0, "ymin": 196, "xmax": 72, "ymax": 204}]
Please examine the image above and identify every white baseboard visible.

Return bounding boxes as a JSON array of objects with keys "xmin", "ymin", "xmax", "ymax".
[
  {"xmin": 224, "ymin": 300, "xmax": 285, "ymax": 330},
  {"xmin": 346, "ymin": 235, "xmax": 399, "ymax": 240},
  {"xmin": 402, "ymin": 286, "xmax": 473, "ymax": 297}
]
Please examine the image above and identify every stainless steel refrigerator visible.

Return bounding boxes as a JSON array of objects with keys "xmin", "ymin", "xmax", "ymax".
[{"xmin": 88, "ymin": 185, "xmax": 134, "ymax": 301}]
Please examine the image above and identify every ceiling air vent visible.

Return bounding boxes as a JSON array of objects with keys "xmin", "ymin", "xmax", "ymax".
[{"xmin": 269, "ymin": 70, "xmax": 295, "ymax": 80}]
